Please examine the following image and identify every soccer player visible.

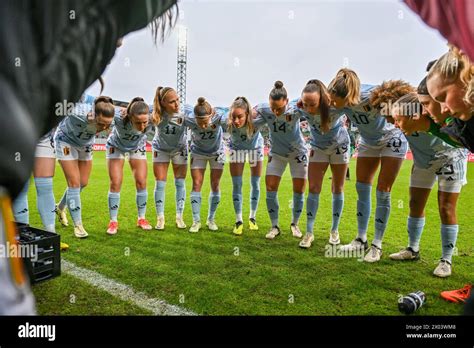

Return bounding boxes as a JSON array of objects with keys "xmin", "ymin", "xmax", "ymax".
[
  {"xmin": 106, "ymin": 97, "xmax": 156, "ymax": 235},
  {"xmin": 294, "ymin": 80, "xmax": 350, "ymax": 249},
  {"xmin": 0, "ymin": 0, "xmax": 177, "ymax": 317},
  {"xmin": 54, "ymin": 96, "xmax": 115, "ymax": 238},
  {"xmin": 390, "ymin": 93, "xmax": 467, "ymax": 278},
  {"xmin": 186, "ymin": 97, "xmax": 227, "ymax": 233},
  {"xmin": 426, "ymin": 48, "xmax": 474, "ymax": 151},
  {"xmin": 329, "ymin": 69, "xmax": 413, "ymax": 262},
  {"xmin": 222, "ymin": 96, "xmax": 264, "ymax": 235},
  {"xmin": 12, "ymin": 130, "xmax": 71, "ymax": 251},
  {"xmin": 151, "ymin": 86, "xmax": 193, "ymax": 230},
  {"xmin": 253, "ymin": 81, "xmax": 308, "ymax": 240}
]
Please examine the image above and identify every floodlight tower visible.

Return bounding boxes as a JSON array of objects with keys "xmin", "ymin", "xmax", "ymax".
[{"xmin": 177, "ymin": 25, "xmax": 188, "ymax": 112}]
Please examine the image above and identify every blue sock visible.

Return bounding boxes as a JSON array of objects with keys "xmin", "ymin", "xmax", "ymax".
[
  {"xmin": 266, "ymin": 191, "xmax": 279, "ymax": 227},
  {"xmin": 249, "ymin": 175, "xmax": 261, "ymax": 219},
  {"xmin": 407, "ymin": 216, "xmax": 425, "ymax": 252},
  {"xmin": 58, "ymin": 189, "xmax": 67, "ymax": 211},
  {"xmin": 154, "ymin": 180, "xmax": 166, "ymax": 217},
  {"xmin": 13, "ymin": 181, "xmax": 29, "ymax": 224},
  {"xmin": 190, "ymin": 191, "xmax": 201, "ymax": 222},
  {"xmin": 34, "ymin": 177, "xmax": 55, "ymax": 230},
  {"xmin": 67, "ymin": 187, "xmax": 82, "ymax": 226},
  {"xmin": 373, "ymin": 190, "xmax": 391, "ymax": 248},
  {"xmin": 232, "ymin": 176, "xmax": 243, "ymax": 222},
  {"xmin": 441, "ymin": 224, "xmax": 458, "ymax": 263},
  {"xmin": 136, "ymin": 189, "xmax": 148, "ymax": 218},
  {"xmin": 108, "ymin": 191, "xmax": 120, "ymax": 221},
  {"xmin": 208, "ymin": 191, "xmax": 221, "ymax": 221},
  {"xmin": 175, "ymin": 179, "xmax": 186, "ymax": 217},
  {"xmin": 292, "ymin": 192, "xmax": 304, "ymax": 225},
  {"xmin": 306, "ymin": 192, "xmax": 320, "ymax": 235},
  {"xmin": 331, "ymin": 192, "xmax": 344, "ymax": 232},
  {"xmin": 356, "ymin": 182, "xmax": 372, "ymax": 242}
]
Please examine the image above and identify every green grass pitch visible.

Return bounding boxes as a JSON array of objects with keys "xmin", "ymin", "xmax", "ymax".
[{"xmin": 29, "ymin": 151, "xmax": 474, "ymax": 315}]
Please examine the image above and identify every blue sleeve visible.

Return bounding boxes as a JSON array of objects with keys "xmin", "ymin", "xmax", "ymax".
[{"xmin": 80, "ymin": 93, "xmax": 96, "ymax": 105}]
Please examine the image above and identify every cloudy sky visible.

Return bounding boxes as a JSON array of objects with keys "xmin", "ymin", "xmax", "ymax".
[{"xmin": 86, "ymin": 0, "xmax": 448, "ymax": 108}]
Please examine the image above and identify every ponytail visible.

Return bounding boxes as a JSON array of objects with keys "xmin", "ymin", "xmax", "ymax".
[
  {"xmin": 328, "ymin": 68, "xmax": 361, "ymax": 106},
  {"xmin": 152, "ymin": 86, "xmax": 175, "ymax": 125}
]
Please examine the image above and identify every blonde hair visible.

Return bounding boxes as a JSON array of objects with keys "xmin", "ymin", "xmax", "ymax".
[
  {"xmin": 152, "ymin": 86, "xmax": 175, "ymax": 125},
  {"xmin": 227, "ymin": 96, "xmax": 255, "ymax": 138},
  {"xmin": 428, "ymin": 47, "xmax": 474, "ymax": 107},
  {"xmin": 328, "ymin": 68, "xmax": 361, "ymax": 106}
]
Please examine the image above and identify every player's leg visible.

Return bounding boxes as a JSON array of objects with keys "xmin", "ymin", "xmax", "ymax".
[
  {"xmin": 230, "ymin": 161, "xmax": 245, "ymax": 235},
  {"xmin": 264, "ymin": 155, "xmax": 286, "ymax": 239},
  {"xmin": 289, "ymin": 154, "xmax": 308, "ymax": 239},
  {"xmin": 171, "ymin": 151, "xmax": 188, "ymax": 229},
  {"xmin": 300, "ymin": 156, "xmax": 328, "ymax": 249},
  {"xmin": 130, "ymin": 154, "xmax": 152, "ymax": 230},
  {"xmin": 329, "ymin": 162, "xmax": 348, "ymax": 245},
  {"xmin": 206, "ymin": 155, "xmax": 224, "ymax": 231},
  {"xmin": 57, "ymin": 148, "xmax": 86, "ymax": 238},
  {"xmin": 433, "ymin": 160, "xmax": 465, "ymax": 277},
  {"xmin": 12, "ymin": 181, "xmax": 29, "ymax": 225},
  {"xmin": 248, "ymin": 157, "xmax": 263, "ymax": 231},
  {"xmin": 106, "ymin": 146, "xmax": 125, "ymax": 235},
  {"xmin": 189, "ymin": 154, "xmax": 206, "ymax": 233},
  {"xmin": 364, "ymin": 155, "xmax": 404, "ymax": 262},
  {"xmin": 390, "ymin": 164, "xmax": 432, "ymax": 261},
  {"xmin": 153, "ymin": 151, "xmax": 171, "ymax": 230},
  {"xmin": 340, "ymin": 144, "xmax": 380, "ymax": 252},
  {"xmin": 33, "ymin": 157, "xmax": 56, "ymax": 233}
]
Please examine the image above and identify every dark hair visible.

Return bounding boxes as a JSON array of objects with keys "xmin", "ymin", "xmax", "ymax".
[
  {"xmin": 124, "ymin": 97, "xmax": 149, "ymax": 125},
  {"xmin": 194, "ymin": 97, "xmax": 212, "ymax": 117},
  {"xmin": 426, "ymin": 59, "xmax": 437, "ymax": 72},
  {"xmin": 150, "ymin": 4, "xmax": 179, "ymax": 43},
  {"xmin": 302, "ymin": 79, "xmax": 331, "ymax": 133},
  {"xmin": 417, "ymin": 77, "xmax": 429, "ymax": 96},
  {"xmin": 417, "ymin": 60, "xmax": 438, "ymax": 96},
  {"xmin": 94, "ymin": 96, "xmax": 115, "ymax": 118},
  {"xmin": 269, "ymin": 80, "xmax": 288, "ymax": 100}
]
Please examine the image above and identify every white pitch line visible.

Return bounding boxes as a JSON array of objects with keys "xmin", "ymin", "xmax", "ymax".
[{"xmin": 61, "ymin": 259, "xmax": 197, "ymax": 316}]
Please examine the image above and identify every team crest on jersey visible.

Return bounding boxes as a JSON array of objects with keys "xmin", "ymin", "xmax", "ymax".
[
  {"xmin": 63, "ymin": 146, "xmax": 70, "ymax": 156},
  {"xmin": 285, "ymin": 114, "xmax": 292, "ymax": 122},
  {"xmin": 170, "ymin": 116, "xmax": 184, "ymax": 126}
]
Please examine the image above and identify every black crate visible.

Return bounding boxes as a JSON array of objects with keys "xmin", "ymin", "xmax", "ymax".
[{"xmin": 15, "ymin": 222, "xmax": 61, "ymax": 284}]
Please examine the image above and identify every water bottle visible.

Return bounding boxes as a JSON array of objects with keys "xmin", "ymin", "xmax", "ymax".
[{"xmin": 398, "ymin": 291, "xmax": 426, "ymax": 314}]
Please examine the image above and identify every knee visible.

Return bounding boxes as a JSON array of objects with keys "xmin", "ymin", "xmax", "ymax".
[
  {"xmin": 211, "ymin": 181, "xmax": 220, "ymax": 192},
  {"xmin": 376, "ymin": 183, "xmax": 392, "ymax": 192},
  {"xmin": 439, "ymin": 203, "xmax": 456, "ymax": 223},
  {"xmin": 192, "ymin": 180, "xmax": 203, "ymax": 192},
  {"xmin": 136, "ymin": 180, "xmax": 147, "ymax": 191}
]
